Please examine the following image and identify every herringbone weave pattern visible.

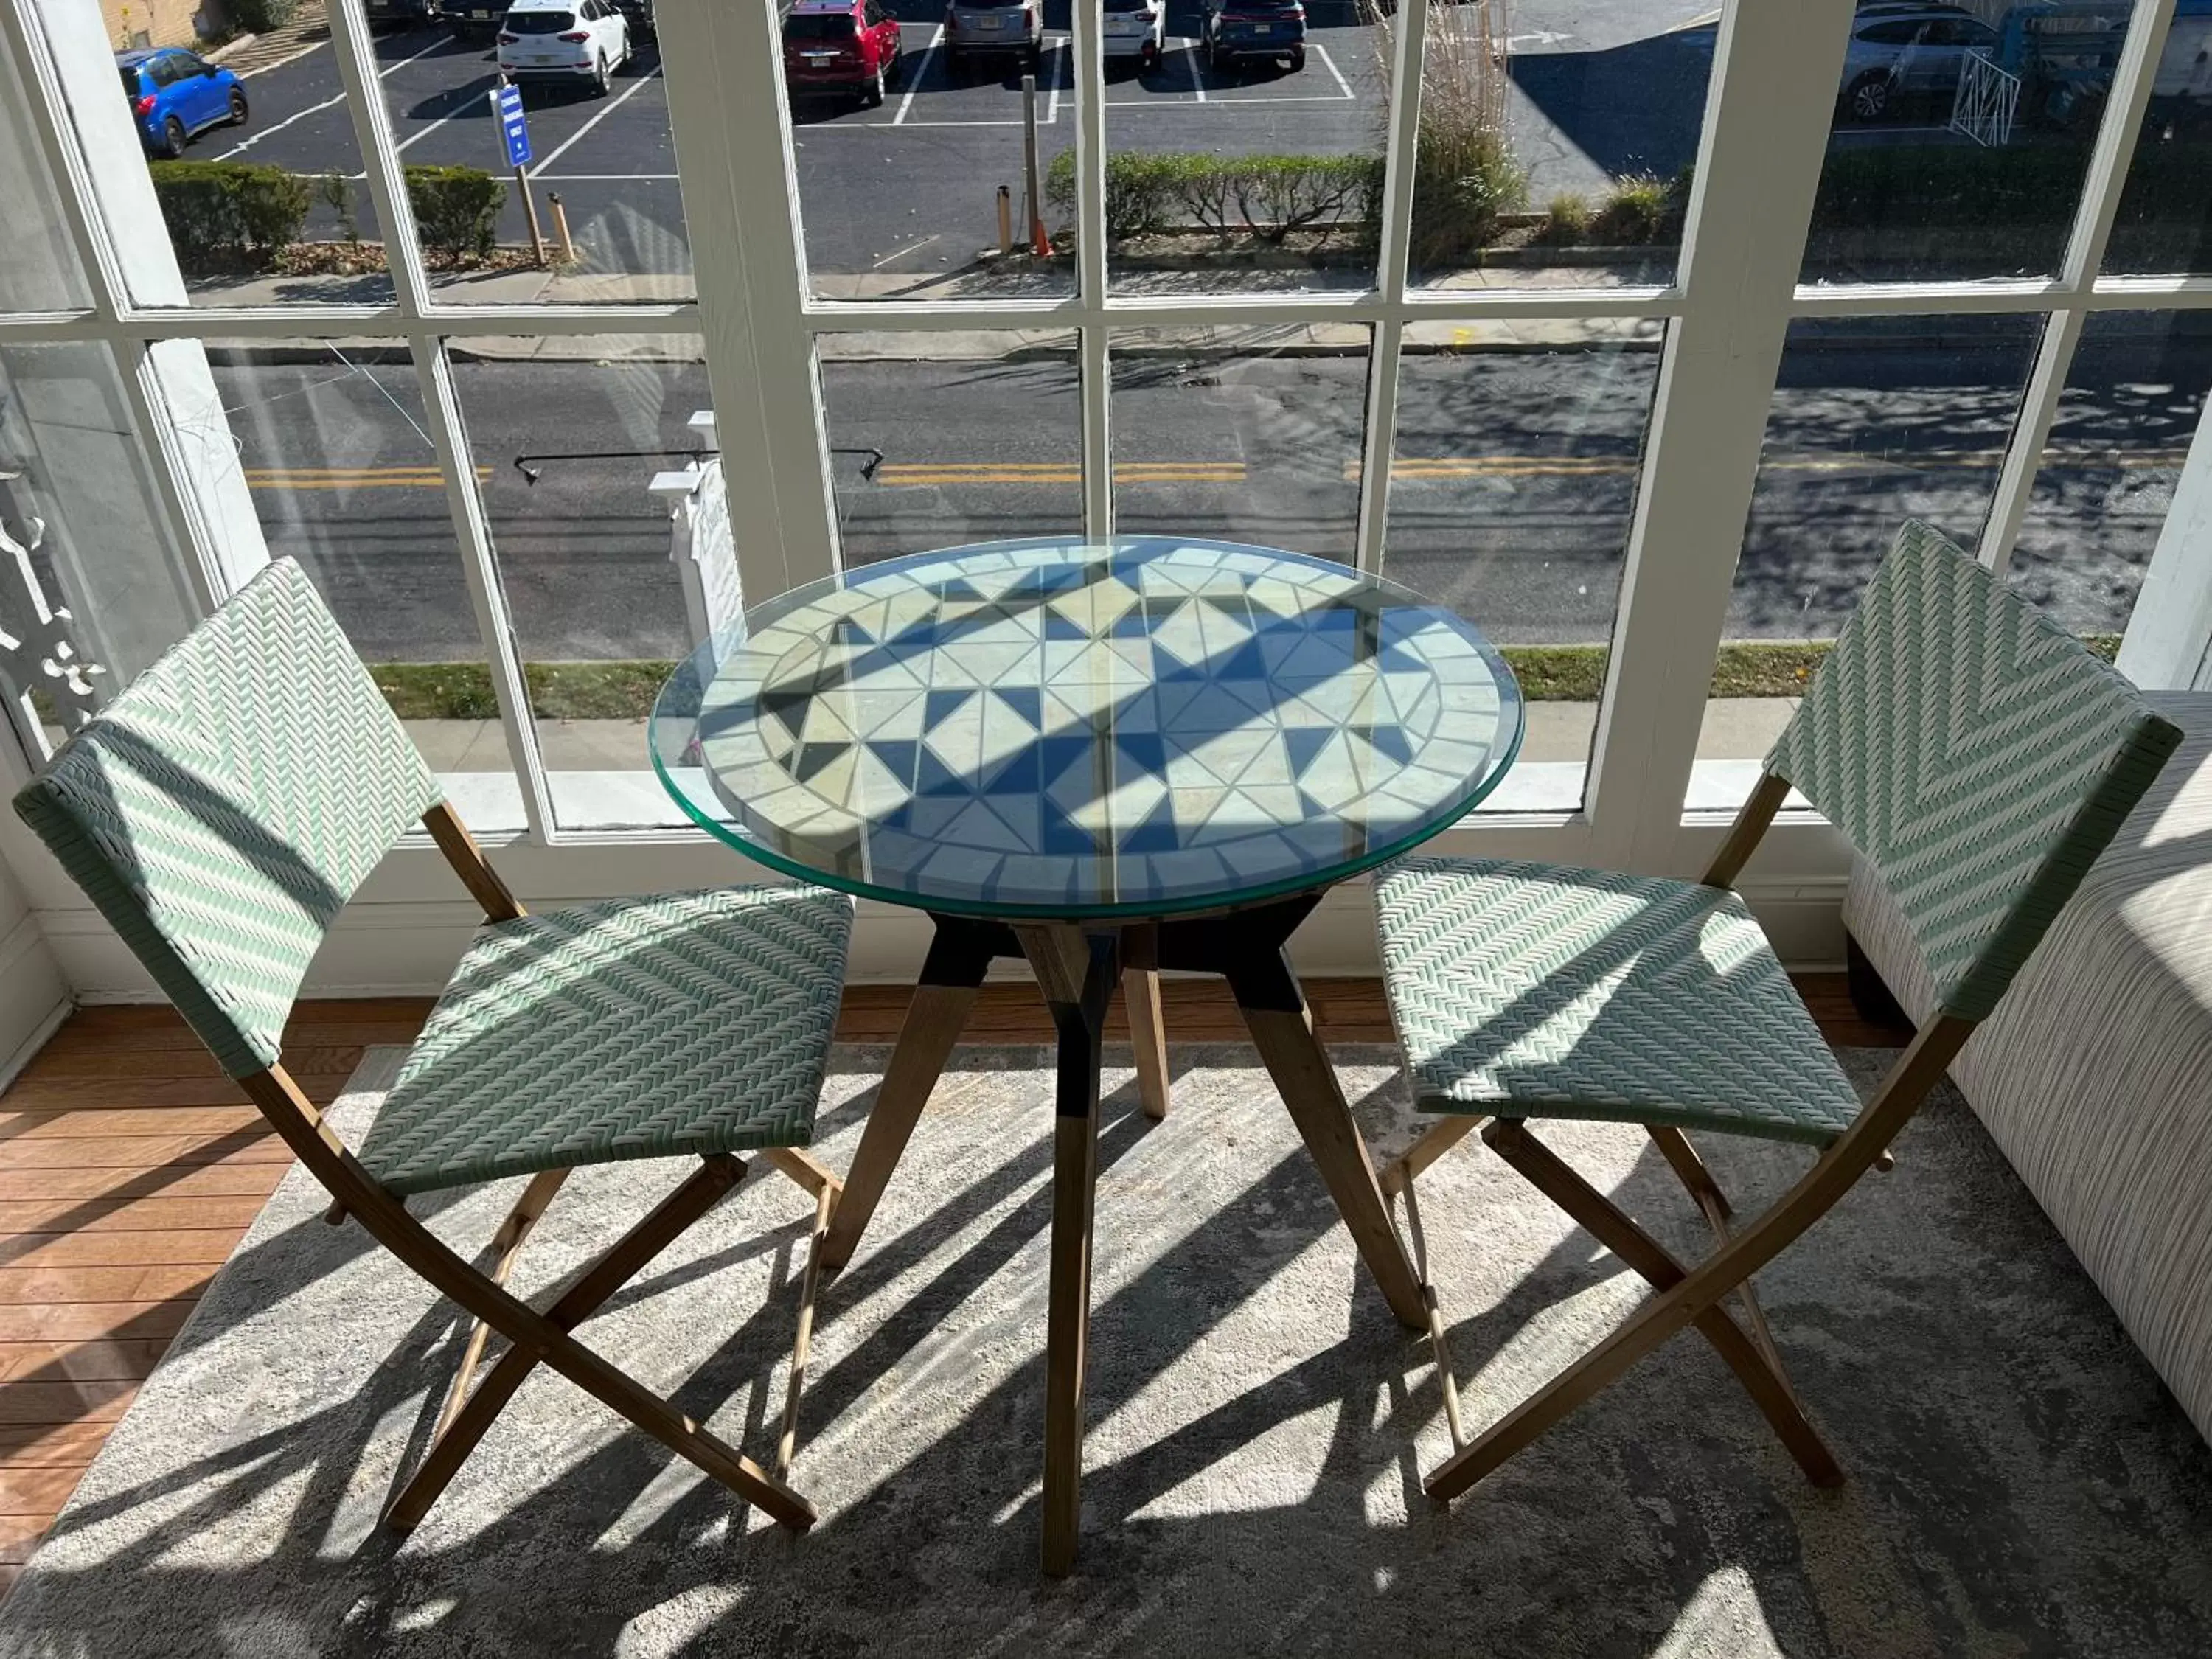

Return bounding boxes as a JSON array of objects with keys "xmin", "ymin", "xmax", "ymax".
[
  {"xmin": 1374, "ymin": 859, "xmax": 1863, "ymax": 1145},
  {"xmin": 360, "ymin": 887, "xmax": 854, "ymax": 1194},
  {"xmin": 1770, "ymin": 521, "xmax": 2181, "ymax": 1020},
  {"xmin": 12, "ymin": 561, "xmax": 437, "ymax": 1075}
]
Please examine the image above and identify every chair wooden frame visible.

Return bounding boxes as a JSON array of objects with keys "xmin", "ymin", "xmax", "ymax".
[
  {"xmin": 1380, "ymin": 772, "xmax": 1977, "ymax": 1502},
  {"xmin": 250, "ymin": 801, "xmax": 841, "ymax": 1535}
]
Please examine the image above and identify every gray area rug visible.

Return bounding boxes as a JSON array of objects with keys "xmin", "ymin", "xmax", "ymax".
[{"xmin": 1, "ymin": 1044, "xmax": 2208, "ymax": 1658}]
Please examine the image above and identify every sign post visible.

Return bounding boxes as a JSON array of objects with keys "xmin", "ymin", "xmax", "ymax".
[{"xmin": 492, "ymin": 81, "xmax": 546, "ymax": 268}]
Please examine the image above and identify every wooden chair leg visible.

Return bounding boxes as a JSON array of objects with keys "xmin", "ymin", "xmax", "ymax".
[
  {"xmin": 248, "ymin": 1064, "xmax": 818, "ymax": 1534},
  {"xmin": 821, "ymin": 981, "xmax": 979, "ymax": 1271},
  {"xmin": 425, "ymin": 1166, "xmax": 571, "ymax": 1449},
  {"xmin": 775, "ymin": 1180, "xmax": 834, "ymax": 1480},
  {"xmin": 1380, "ymin": 1114, "xmax": 1484, "ymax": 1198},
  {"xmin": 1394, "ymin": 1180, "xmax": 1468, "ymax": 1455},
  {"xmin": 385, "ymin": 1154, "xmax": 746, "ymax": 1534},
  {"xmin": 1483, "ymin": 1121, "xmax": 1843, "ymax": 1487},
  {"xmin": 1646, "ymin": 1125, "xmax": 1804, "ymax": 1411}
]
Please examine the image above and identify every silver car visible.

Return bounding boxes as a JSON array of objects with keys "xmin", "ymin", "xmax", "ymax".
[
  {"xmin": 1838, "ymin": 1, "xmax": 2000, "ymax": 122},
  {"xmin": 945, "ymin": 0, "xmax": 1041, "ymax": 72}
]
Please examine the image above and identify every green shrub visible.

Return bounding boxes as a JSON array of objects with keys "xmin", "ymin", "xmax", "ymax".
[
  {"xmin": 146, "ymin": 160, "xmax": 310, "ymax": 268},
  {"xmin": 227, "ymin": 0, "xmax": 301, "ymax": 31},
  {"xmin": 1540, "ymin": 192, "xmax": 1593, "ymax": 244},
  {"xmin": 1048, "ymin": 151, "xmax": 1380, "ymax": 248},
  {"xmin": 406, "ymin": 165, "xmax": 506, "ymax": 260},
  {"xmin": 1405, "ymin": 123, "xmax": 1526, "ymax": 270},
  {"xmin": 1591, "ymin": 173, "xmax": 1672, "ymax": 245}
]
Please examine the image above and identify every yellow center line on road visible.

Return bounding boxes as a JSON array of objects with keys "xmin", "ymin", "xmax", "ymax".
[{"xmin": 244, "ymin": 465, "xmax": 495, "ymax": 490}]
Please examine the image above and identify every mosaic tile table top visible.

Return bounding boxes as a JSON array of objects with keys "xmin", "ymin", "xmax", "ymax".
[{"xmin": 651, "ymin": 538, "xmax": 1523, "ymax": 919}]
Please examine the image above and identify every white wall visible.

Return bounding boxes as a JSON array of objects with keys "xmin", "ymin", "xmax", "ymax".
[{"xmin": 0, "ymin": 837, "xmax": 68, "ymax": 1085}]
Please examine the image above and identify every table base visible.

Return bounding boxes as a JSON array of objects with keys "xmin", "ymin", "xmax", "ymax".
[{"xmin": 818, "ymin": 894, "xmax": 1429, "ymax": 1576}]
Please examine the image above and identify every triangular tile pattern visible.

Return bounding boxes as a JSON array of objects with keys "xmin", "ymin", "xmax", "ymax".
[
  {"xmin": 689, "ymin": 539, "xmax": 1520, "ymax": 914},
  {"xmin": 1769, "ymin": 521, "xmax": 2181, "ymax": 1020}
]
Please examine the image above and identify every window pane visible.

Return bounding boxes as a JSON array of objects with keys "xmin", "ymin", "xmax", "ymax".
[
  {"xmin": 2008, "ymin": 310, "xmax": 2212, "ymax": 641},
  {"xmin": 1801, "ymin": 4, "xmax": 2129, "ymax": 285},
  {"xmin": 1692, "ymin": 312, "xmax": 2044, "ymax": 789},
  {"xmin": 1380, "ymin": 331, "xmax": 1660, "ymax": 809},
  {"xmin": 1105, "ymin": 0, "xmax": 1382, "ymax": 295},
  {"xmin": 0, "ymin": 344, "xmax": 200, "ymax": 764},
  {"xmin": 207, "ymin": 340, "xmax": 525, "ymax": 829},
  {"xmin": 0, "ymin": 23, "xmax": 91, "ymax": 311},
  {"xmin": 455, "ymin": 335, "xmax": 714, "ymax": 830},
  {"xmin": 2104, "ymin": 14, "xmax": 2212, "ymax": 274},
  {"xmin": 1408, "ymin": 5, "xmax": 1717, "ymax": 290},
  {"xmin": 379, "ymin": 16, "xmax": 691, "ymax": 304},
  {"xmin": 789, "ymin": 0, "xmax": 1073, "ymax": 300},
  {"xmin": 820, "ymin": 331, "xmax": 1082, "ymax": 568},
  {"xmin": 52, "ymin": 9, "xmax": 395, "ymax": 307},
  {"xmin": 1110, "ymin": 325, "xmax": 1368, "ymax": 560}
]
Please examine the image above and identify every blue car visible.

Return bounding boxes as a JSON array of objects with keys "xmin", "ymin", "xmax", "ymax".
[{"xmin": 116, "ymin": 48, "xmax": 248, "ymax": 159}]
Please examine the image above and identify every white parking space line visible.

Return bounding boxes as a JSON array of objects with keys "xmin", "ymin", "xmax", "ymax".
[
  {"xmin": 894, "ymin": 25, "xmax": 946, "ymax": 125},
  {"xmin": 529, "ymin": 64, "xmax": 666, "ymax": 171},
  {"xmin": 1314, "ymin": 44, "xmax": 1354, "ymax": 100},
  {"xmin": 1046, "ymin": 39, "xmax": 1063, "ymax": 124},
  {"xmin": 536, "ymin": 172, "xmax": 681, "ymax": 180},
  {"xmin": 1185, "ymin": 41, "xmax": 1208, "ymax": 102},
  {"xmin": 213, "ymin": 28, "xmax": 456, "ymax": 159}
]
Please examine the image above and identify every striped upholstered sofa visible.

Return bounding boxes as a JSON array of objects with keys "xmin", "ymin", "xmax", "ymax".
[{"xmin": 1844, "ymin": 690, "xmax": 2212, "ymax": 1444}]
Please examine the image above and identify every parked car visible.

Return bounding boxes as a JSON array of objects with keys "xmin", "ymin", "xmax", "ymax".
[
  {"xmin": 783, "ymin": 0, "xmax": 905, "ymax": 107},
  {"xmin": 609, "ymin": 0, "xmax": 657, "ymax": 42},
  {"xmin": 945, "ymin": 0, "xmax": 1041, "ymax": 73},
  {"xmin": 1838, "ymin": 1, "xmax": 1999, "ymax": 122},
  {"xmin": 1201, "ymin": 0, "xmax": 1306, "ymax": 72},
  {"xmin": 116, "ymin": 47, "xmax": 246, "ymax": 159},
  {"xmin": 496, "ymin": 0, "xmax": 631, "ymax": 94},
  {"xmin": 1102, "ymin": 0, "xmax": 1165, "ymax": 72},
  {"xmin": 364, "ymin": 0, "xmax": 440, "ymax": 27},
  {"xmin": 445, "ymin": 0, "xmax": 507, "ymax": 36}
]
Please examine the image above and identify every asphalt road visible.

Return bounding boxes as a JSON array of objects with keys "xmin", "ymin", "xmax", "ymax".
[{"xmin": 212, "ymin": 322, "xmax": 2211, "ymax": 664}]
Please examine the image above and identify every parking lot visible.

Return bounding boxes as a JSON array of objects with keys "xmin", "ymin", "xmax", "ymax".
[{"xmin": 205, "ymin": 1, "xmax": 1721, "ymax": 288}]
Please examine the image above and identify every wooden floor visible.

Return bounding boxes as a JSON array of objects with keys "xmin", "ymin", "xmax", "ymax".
[{"xmin": 0, "ymin": 973, "xmax": 1899, "ymax": 1595}]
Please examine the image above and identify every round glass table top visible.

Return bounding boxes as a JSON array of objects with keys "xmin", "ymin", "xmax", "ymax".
[{"xmin": 650, "ymin": 537, "xmax": 1523, "ymax": 920}]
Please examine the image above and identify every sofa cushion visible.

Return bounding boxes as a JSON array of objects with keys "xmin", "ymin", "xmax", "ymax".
[{"xmin": 1844, "ymin": 691, "xmax": 2212, "ymax": 1441}]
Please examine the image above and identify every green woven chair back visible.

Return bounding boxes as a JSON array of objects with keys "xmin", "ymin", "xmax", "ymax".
[
  {"xmin": 13, "ymin": 560, "xmax": 438, "ymax": 1077},
  {"xmin": 1767, "ymin": 520, "xmax": 2180, "ymax": 1021}
]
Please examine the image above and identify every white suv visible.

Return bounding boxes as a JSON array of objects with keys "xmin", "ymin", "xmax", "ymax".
[{"xmin": 498, "ymin": 0, "xmax": 630, "ymax": 95}]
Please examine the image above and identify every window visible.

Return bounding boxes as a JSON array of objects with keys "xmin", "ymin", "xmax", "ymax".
[{"xmin": 7, "ymin": 0, "xmax": 2212, "ymax": 880}]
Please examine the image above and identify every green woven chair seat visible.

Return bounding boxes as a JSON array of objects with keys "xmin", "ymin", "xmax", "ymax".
[
  {"xmin": 361, "ymin": 886, "xmax": 854, "ymax": 1196},
  {"xmin": 1373, "ymin": 857, "xmax": 1861, "ymax": 1146}
]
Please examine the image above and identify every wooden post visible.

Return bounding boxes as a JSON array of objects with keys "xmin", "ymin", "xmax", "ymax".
[
  {"xmin": 1021, "ymin": 73, "xmax": 1048, "ymax": 256},
  {"xmin": 997, "ymin": 184, "xmax": 1013, "ymax": 256},
  {"xmin": 548, "ymin": 191, "xmax": 577, "ymax": 265},
  {"xmin": 515, "ymin": 164, "xmax": 546, "ymax": 268}
]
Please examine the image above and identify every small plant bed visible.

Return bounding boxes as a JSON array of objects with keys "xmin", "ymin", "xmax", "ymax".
[{"xmin": 270, "ymin": 242, "xmax": 557, "ymax": 278}]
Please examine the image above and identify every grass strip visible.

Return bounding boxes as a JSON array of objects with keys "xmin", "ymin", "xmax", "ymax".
[{"xmin": 360, "ymin": 636, "xmax": 2126, "ymax": 723}]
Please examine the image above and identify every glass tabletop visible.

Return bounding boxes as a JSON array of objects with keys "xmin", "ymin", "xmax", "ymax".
[{"xmin": 650, "ymin": 537, "xmax": 1523, "ymax": 920}]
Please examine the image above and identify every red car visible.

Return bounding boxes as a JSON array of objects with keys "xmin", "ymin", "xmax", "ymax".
[{"xmin": 783, "ymin": 0, "xmax": 905, "ymax": 107}]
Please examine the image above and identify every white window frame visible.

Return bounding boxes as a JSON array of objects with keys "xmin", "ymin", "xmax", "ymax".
[{"xmin": 0, "ymin": 0, "xmax": 2201, "ymax": 918}]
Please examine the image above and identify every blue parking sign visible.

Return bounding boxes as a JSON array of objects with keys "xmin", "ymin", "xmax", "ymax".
[{"xmin": 495, "ymin": 84, "xmax": 531, "ymax": 169}]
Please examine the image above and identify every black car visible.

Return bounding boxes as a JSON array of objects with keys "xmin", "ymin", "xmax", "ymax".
[
  {"xmin": 1202, "ymin": 0, "xmax": 1306, "ymax": 72},
  {"xmin": 365, "ymin": 0, "xmax": 439, "ymax": 24}
]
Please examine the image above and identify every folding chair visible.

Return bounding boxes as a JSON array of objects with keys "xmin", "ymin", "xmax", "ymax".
[
  {"xmin": 12, "ymin": 559, "xmax": 853, "ymax": 1534},
  {"xmin": 1371, "ymin": 520, "xmax": 2183, "ymax": 1502}
]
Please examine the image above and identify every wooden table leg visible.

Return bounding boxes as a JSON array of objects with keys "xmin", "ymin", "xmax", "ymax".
[
  {"xmin": 1123, "ymin": 924, "xmax": 1169, "ymax": 1121},
  {"xmin": 1020, "ymin": 924, "xmax": 1114, "ymax": 1578},
  {"xmin": 821, "ymin": 919, "xmax": 991, "ymax": 1273},
  {"xmin": 1228, "ymin": 942, "xmax": 1429, "ymax": 1331}
]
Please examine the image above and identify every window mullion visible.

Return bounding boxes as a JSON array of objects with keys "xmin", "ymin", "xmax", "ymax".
[
  {"xmin": 324, "ymin": 0, "xmax": 435, "ymax": 319},
  {"xmin": 658, "ymin": 0, "xmax": 838, "ymax": 592},
  {"xmin": 409, "ymin": 338, "xmax": 557, "ymax": 841},
  {"xmin": 1978, "ymin": 0, "xmax": 2177, "ymax": 580},
  {"xmin": 1582, "ymin": 0, "xmax": 1860, "ymax": 873},
  {"xmin": 1074, "ymin": 0, "xmax": 1111, "ymax": 538}
]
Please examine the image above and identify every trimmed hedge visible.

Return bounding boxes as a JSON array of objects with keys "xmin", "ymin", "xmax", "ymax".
[
  {"xmin": 228, "ymin": 0, "xmax": 302, "ymax": 32},
  {"xmin": 1048, "ymin": 150, "xmax": 1381, "ymax": 246},
  {"xmin": 147, "ymin": 160, "xmax": 311, "ymax": 268},
  {"xmin": 405, "ymin": 165, "xmax": 506, "ymax": 260}
]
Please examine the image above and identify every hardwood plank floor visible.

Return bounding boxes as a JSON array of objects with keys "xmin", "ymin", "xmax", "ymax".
[{"xmin": 0, "ymin": 972, "xmax": 1899, "ymax": 1599}]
